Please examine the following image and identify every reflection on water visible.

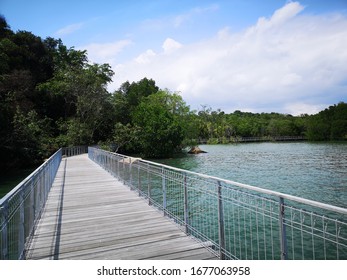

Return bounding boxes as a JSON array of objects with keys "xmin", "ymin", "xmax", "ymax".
[{"xmin": 156, "ymin": 142, "xmax": 347, "ymax": 209}]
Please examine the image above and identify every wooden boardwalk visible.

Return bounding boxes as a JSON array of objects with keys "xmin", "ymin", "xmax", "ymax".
[{"xmin": 25, "ymin": 154, "xmax": 217, "ymax": 260}]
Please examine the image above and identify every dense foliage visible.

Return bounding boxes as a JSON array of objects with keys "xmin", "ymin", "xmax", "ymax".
[
  {"xmin": 0, "ymin": 16, "xmax": 346, "ymax": 172},
  {"xmin": 306, "ymin": 102, "xmax": 347, "ymax": 141},
  {"xmin": 0, "ymin": 16, "xmax": 114, "ymax": 170}
]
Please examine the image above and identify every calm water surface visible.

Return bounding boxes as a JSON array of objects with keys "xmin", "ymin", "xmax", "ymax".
[
  {"xmin": 0, "ymin": 168, "xmax": 36, "ymax": 199},
  {"xmin": 156, "ymin": 142, "xmax": 347, "ymax": 208}
]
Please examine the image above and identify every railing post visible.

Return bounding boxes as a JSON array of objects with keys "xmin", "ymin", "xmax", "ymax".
[
  {"xmin": 138, "ymin": 163, "xmax": 141, "ymax": 196},
  {"xmin": 122, "ymin": 158, "xmax": 126, "ymax": 185},
  {"xmin": 217, "ymin": 181, "xmax": 226, "ymax": 260},
  {"xmin": 40, "ymin": 171, "xmax": 46, "ymax": 206},
  {"xmin": 35, "ymin": 173, "xmax": 40, "ymax": 218},
  {"xmin": 162, "ymin": 167, "xmax": 167, "ymax": 215},
  {"xmin": 279, "ymin": 197, "xmax": 288, "ymax": 260},
  {"xmin": 117, "ymin": 156, "xmax": 120, "ymax": 179},
  {"xmin": 112, "ymin": 154, "xmax": 117, "ymax": 177},
  {"xmin": 29, "ymin": 179, "xmax": 35, "ymax": 233},
  {"xmin": 18, "ymin": 189, "xmax": 25, "ymax": 259},
  {"xmin": 147, "ymin": 163, "xmax": 152, "ymax": 206},
  {"xmin": 129, "ymin": 161, "xmax": 133, "ymax": 189},
  {"xmin": 1, "ymin": 202, "xmax": 9, "ymax": 260},
  {"xmin": 112, "ymin": 156, "xmax": 116, "ymax": 176},
  {"xmin": 44, "ymin": 166, "xmax": 48, "ymax": 201},
  {"xmin": 183, "ymin": 174, "xmax": 189, "ymax": 234}
]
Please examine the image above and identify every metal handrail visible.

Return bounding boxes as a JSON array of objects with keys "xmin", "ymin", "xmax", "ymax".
[
  {"xmin": 0, "ymin": 146, "xmax": 88, "ymax": 260},
  {"xmin": 0, "ymin": 149, "xmax": 62, "ymax": 259},
  {"xmin": 137, "ymin": 157, "xmax": 347, "ymax": 215},
  {"xmin": 62, "ymin": 146, "xmax": 88, "ymax": 157},
  {"xmin": 88, "ymin": 147, "xmax": 347, "ymax": 260}
]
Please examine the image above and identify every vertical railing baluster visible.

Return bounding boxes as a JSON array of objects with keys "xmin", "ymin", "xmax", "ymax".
[
  {"xmin": 218, "ymin": 180, "xmax": 226, "ymax": 260},
  {"xmin": 29, "ymin": 179, "xmax": 34, "ymax": 234},
  {"xmin": 279, "ymin": 197, "xmax": 288, "ymax": 260},
  {"xmin": 183, "ymin": 174, "xmax": 189, "ymax": 234},
  {"xmin": 129, "ymin": 160, "xmax": 133, "ymax": 189},
  {"xmin": 107, "ymin": 153, "xmax": 109, "ymax": 171},
  {"xmin": 108, "ymin": 154, "xmax": 110, "ymax": 171},
  {"xmin": 112, "ymin": 155, "xmax": 115, "ymax": 176},
  {"xmin": 162, "ymin": 167, "xmax": 167, "ymax": 215},
  {"xmin": 43, "ymin": 166, "xmax": 48, "ymax": 202},
  {"xmin": 138, "ymin": 163, "xmax": 141, "ymax": 196},
  {"xmin": 41, "ymin": 171, "xmax": 46, "ymax": 206},
  {"xmin": 105, "ymin": 153, "xmax": 107, "ymax": 170},
  {"xmin": 122, "ymin": 158, "xmax": 126, "ymax": 185},
  {"xmin": 18, "ymin": 190, "xmax": 25, "ymax": 259},
  {"xmin": 147, "ymin": 163, "xmax": 151, "ymax": 206},
  {"xmin": 34, "ymin": 174, "xmax": 39, "ymax": 218},
  {"xmin": 1, "ymin": 202, "xmax": 9, "ymax": 260},
  {"xmin": 117, "ymin": 155, "xmax": 120, "ymax": 179}
]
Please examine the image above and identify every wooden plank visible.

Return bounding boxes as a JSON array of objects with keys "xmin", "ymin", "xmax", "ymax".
[{"xmin": 25, "ymin": 154, "xmax": 218, "ymax": 260}]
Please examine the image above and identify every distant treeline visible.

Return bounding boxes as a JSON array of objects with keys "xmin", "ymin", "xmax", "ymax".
[
  {"xmin": 192, "ymin": 103, "xmax": 347, "ymax": 144},
  {"xmin": 0, "ymin": 16, "xmax": 346, "ymax": 171}
]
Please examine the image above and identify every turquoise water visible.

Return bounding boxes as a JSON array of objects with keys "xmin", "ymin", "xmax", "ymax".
[{"xmin": 155, "ymin": 142, "xmax": 347, "ymax": 209}]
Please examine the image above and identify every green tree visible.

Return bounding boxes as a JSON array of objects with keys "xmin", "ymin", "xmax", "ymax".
[
  {"xmin": 112, "ymin": 122, "xmax": 140, "ymax": 153},
  {"xmin": 0, "ymin": 15, "xmax": 13, "ymax": 39},
  {"xmin": 112, "ymin": 78, "xmax": 159, "ymax": 124},
  {"xmin": 132, "ymin": 90, "xmax": 189, "ymax": 158},
  {"xmin": 39, "ymin": 48, "xmax": 114, "ymax": 145},
  {"xmin": 0, "ymin": 18, "xmax": 56, "ymax": 169},
  {"xmin": 9, "ymin": 108, "xmax": 52, "ymax": 168},
  {"xmin": 306, "ymin": 102, "xmax": 347, "ymax": 140}
]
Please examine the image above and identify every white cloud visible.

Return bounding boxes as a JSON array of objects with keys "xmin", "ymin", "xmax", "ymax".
[
  {"xmin": 252, "ymin": 1, "xmax": 304, "ymax": 32},
  {"xmin": 109, "ymin": 2, "xmax": 347, "ymax": 115},
  {"xmin": 281, "ymin": 73, "xmax": 302, "ymax": 86},
  {"xmin": 284, "ymin": 102, "xmax": 325, "ymax": 116},
  {"xmin": 134, "ymin": 49, "xmax": 156, "ymax": 64},
  {"xmin": 80, "ymin": 40, "xmax": 132, "ymax": 64},
  {"xmin": 56, "ymin": 23, "xmax": 84, "ymax": 36},
  {"xmin": 162, "ymin": 38, "xmax": 182, "ymax": 53}
]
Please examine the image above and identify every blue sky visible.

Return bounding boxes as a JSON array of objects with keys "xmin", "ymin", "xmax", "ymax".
[{"xmin": 1, "ymin": 0, "xmax": 347, "ymax": 115}]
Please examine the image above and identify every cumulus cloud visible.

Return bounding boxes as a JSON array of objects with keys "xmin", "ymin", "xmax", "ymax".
[
  {"xmin": 162, "ymin": 38, "xmax": 182, "ymax": 53},
  {"xmin": 134, "ymin": 49, "xmax": 156, "ymax": 64},
  {"xmin": 284, "ymin": 102, "xmax": 325, "ymax": 116},
  {"xmin": 247, "ymin": 1, "xmax": 304, "ymax": 34},
  {"xmin": 80, "ymin": 40, "xmax": 132, "ymax": 64},
  {"xmin": 102, "ymin": 2, "xmax": 347, "ymax": 115}
]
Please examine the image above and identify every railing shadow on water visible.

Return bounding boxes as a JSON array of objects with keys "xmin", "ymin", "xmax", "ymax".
[
  {"xmin": 88, "ymin": 147, "xmax": 347, "ymax": 260},
  {"xmin": 0, "ymin": 146, "xmax": 87, "ymax": 260}
]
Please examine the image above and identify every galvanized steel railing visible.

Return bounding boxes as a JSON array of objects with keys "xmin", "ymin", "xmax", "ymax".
[
  {"xmin": 62, "ymin": 146, "xmax": 88, "ymax": 157},
  {"xmin": 0, "ymin": 149, "xmax": 62, "ymax": 260},
  {"xmin": 0, "ymin": 146, "xmax": 87, "ymax": 260},
  {"xmin": 88, "ymin": 147, "xmax": 347, "ymax": 260}
]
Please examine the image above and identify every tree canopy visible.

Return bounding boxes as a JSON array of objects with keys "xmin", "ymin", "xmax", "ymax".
[{"xmin": 131, "ymin": 90, "xmax": 189, "ymax": 158}]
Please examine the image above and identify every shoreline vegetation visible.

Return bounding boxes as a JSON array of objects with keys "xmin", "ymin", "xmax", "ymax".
[{"xmin": 1, "ymin": 15, "xmax": 347, "ymax": 173}]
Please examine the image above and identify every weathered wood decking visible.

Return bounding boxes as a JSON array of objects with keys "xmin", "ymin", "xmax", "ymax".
[{"xmin": 25, "ymin": 154, "xmax": 217, "ymax": 260}]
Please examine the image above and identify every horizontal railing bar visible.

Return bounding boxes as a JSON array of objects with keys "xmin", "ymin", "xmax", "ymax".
[
  {"xmin": 0, "ymin": 148, "xmax": 62, "ymax": 205},
  {"xmin": 106, "ymin": 150, "xmax": 347, "ymax": 215}
]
